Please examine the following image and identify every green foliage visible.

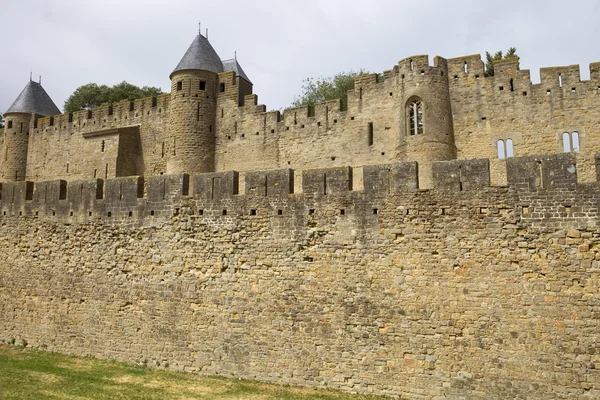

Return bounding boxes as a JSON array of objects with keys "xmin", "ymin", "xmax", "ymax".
[
  {"xmin": 0, "ymin": 113, "xmax": 4, "ymax": 129},
  {"xmin": 291, "ymin": 69, "xmax": 368, "ymax": 113},
  {"xmin": 64, "ymin": 81, "xmax": 163, "ymax": 113},
  {"xmin": 484, "ymin": 47, "xmax": 518, "ymax": 77}
]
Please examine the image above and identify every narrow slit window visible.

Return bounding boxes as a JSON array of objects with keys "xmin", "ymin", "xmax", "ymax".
[
  {"xmin": 7, "ymin": 121, "xmax": 12, "ymax": 129},
  {"xmin": 558, "ymin": 74, "xmax": 562, "ymax": 88},
  {"xmin": 464, "ymin": 61, "xmax": 468, "ymax": 73},
  {"xmin": 219, "ymin": 83, "xmax": 225, "ymax": 92},
  {"xmin": 101, "ymin": 140, "xmax": 105, "ymax": 152},
  {"xmin": 368, "ymin": 122, "xmax": 374, "ymax": 146},
  {"xmin": 108, "ymin": 104, "xmax": 114, "ymax": 115},
  {"xmin": 177, "ymin": 81, "xmax": 183, "ymax": 91},
  {"xmin": 409, "ymin": 59, "xmax": 414, "ymax": 71}
]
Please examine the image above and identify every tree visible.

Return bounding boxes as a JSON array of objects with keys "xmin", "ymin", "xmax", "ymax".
[
  {"xmin": 291, "ymin": 69, "xmax": 368, "ymax": 113},
  {"xmin": 484, "ymin": 47, "xmax": 518, "ymax": 77},
  {"xmin": 64, "ymin": 81, "xmax": 163, "ymax": 113},
  {"xmin": 0, "ymin": 113, "xmax": 4, "ymax": 129}
]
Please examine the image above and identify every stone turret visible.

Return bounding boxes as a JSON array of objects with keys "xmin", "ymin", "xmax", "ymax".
[
  {"xmin": 2, "ymin": 79, "xmax": 60, "ymax": 182},
  {"xmin": 396, "ymin": 56, "xmax": 456, "ymax": 188},
  {"xmin": 166, "ymin": 32, "xmax": 222, "ymax": 174}
]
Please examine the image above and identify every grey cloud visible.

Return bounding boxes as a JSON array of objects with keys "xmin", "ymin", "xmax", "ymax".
[{"xmin": 1, "ymin": 0, "xmax": 599, "ymax": 114}]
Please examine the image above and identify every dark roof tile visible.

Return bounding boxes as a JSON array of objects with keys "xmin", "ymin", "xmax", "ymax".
[
  {"xmin": 6, "ymin": 81, "xmax": 61, "ymax": 117},
  {"xmin": 171, "ymin": 34, "xmax": 223, "ymax": 78}
]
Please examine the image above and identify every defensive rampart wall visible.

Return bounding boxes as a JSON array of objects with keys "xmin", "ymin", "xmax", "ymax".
[{"xmin": 1, "ymin": 153, "xmax": 599, "ymax": 399}]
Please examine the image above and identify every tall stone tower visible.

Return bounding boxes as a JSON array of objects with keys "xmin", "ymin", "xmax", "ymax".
[
  {"xmin": 167, "ymin": 32, "xmax": 223, "ymax": 174},
  {"xmin": 396, "ymin": 56, "xmax": 456, "ymax": 188},
  {"xmin": 2, "ymin": 79, "xmax": 60, "ymax": 182}
]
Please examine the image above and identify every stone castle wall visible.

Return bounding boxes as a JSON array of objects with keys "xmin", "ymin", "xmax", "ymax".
[
  {"xmin": 13, "ymin": 54, "xmax": 600, "ymax": 191},
  {"xmin": 1, "ymin": 153, "xmax": 599, "ymax": 399}
]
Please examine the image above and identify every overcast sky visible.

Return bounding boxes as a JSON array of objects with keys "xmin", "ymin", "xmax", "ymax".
[{"xmin": 1, "ymin": 0, "xmax": 599, "ymax": 114}]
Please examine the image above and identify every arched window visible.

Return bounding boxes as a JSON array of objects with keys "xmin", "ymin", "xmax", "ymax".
[
  {"xmin": 563, "ymin": 132, "xmax": 571, "ymax": 152},
  {"xmin": 506, "ymin": 138, "xmax": 514, "ymax": 157},
  {"xmin": 563, "ymin": 131, "xmax": 580, "ymax": 152},
  {"xmin": 497, "ymin": 140, "xmax": 505, "ymax": 159},
  {"xmin": 497, "ymin": 139, "xmax": 515, "ymax": 159},
  {"xmin": 408, "ymin": 100, "xmax": 423, "ymax": 135},
  {"xmin": 572, "ymin": 131, "xmax": 580, "ymax": 152}
]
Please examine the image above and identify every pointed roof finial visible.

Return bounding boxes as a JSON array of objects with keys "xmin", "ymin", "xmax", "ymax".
[
  {"xmin": 234, "ymin": 51, "xmax": 237, "ymax": 60},
  {"xmin": 39, "ymin": 75, "xmax": 42, "ymax": 85},
  {"xmin": 199, "ymin": 22, "xmax": 201, "ymax": 36},
  {"xmin": 206, "ymin": 28, "xmax": 208, "ymax": 39},
  {"xmin": 30, "ymin": 71, "xmax": 32, "ymax": 81}
]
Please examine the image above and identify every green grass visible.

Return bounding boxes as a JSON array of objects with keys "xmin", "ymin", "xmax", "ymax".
[{"xmin": 0, "ymin": 344, "xmax": 388, "ymax": 399}]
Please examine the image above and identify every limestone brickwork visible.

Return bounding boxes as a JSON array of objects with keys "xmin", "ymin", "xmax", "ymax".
[
  {"xmin": 0, "ymin": 154, "xmax": 599, "ymax": 399},
  {"xmin": 1, "ymin": 33, "xmax": 600, "ymax": 398},
  {"xmin": 2, "ymin": 41, "xmax": 598, "ymax": 189}
]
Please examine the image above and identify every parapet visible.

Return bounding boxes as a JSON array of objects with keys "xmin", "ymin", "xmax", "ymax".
[
  {"xmin": 245, "ymin": 169, "xmax": 294, "ymax": 197},
  {"xmin": 363, "ymin": 163, "xmax": 418, "ymax": 193},
  {"xmin": 0, "ymin": 153, "xmax": 594, "ymax": 221},
  {"xmin": 432, "ymin": 159, "xmax": 490, "ymax": 191},
  {"xmin": 302, "ymin": 167, "xmax": 353, "ymax": 196},
  {"xmin": 506, "ymin": 153, "xmax": 577, "ymax": 190}
]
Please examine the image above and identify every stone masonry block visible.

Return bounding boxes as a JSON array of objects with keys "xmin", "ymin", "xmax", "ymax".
[
  {"xmin": 148, "ymin": 174, "xmax": 189, "ymax": 202},
  {"xmin": 432, "ymin": 159, "xmax": 490, "ymax": 191},
  {"xmin": 105, "ymin": 176, "xmax": 144, "ymax": 202},
  {"xmin": 32, "ymin": 180, "xmax": 66, "ymax": 206},
  {"xmin": 363, "ymin": 162, "xmax": 418, "ymax": 193},
  {"xmin": 67, "ymin": 179, "xmax": 104, "ymax": 206},
  {"xmin": 507, "ymin": 153, "xmax": 577, "ymax": 190},
  {"xmin": 193, "ymin": 171, "xmax": 239, "ymax": 200},
  {"xmin": 245, "ymin": 169, "xmax": 294, "ymax": 197},
  {"xmin": 302, "ymin": 167, "xmax": 352, "ymax": 196}
]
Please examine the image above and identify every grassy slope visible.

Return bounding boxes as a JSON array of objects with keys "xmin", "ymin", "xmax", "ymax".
[{"xmin": 0, "ymin": 345, "xmax": 389, "ymax": 400}]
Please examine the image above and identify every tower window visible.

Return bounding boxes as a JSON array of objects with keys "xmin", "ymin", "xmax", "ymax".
[
  {"xmin": 496, "ymin": 139, "xmax": 514, "ymax": 159},
  {"xmin": 219, "ymin": 83, "xmax": 225, "ymax": 92},
  {"xmin": 101, "ymin": 140, "xmax": 105, "ymax": 152},
  {"xmin": 368, "ymin": 122, "xmax": 374, "ymax": 146},
  {"xmin": 199, "ymin": 81, "xmax": 206, "ymax": 90},
  {"xmin": 7, "ymin": 121, "xmax": 12, "ymax": 129},
  {"xmin": 408, "ymin": 100, "xmax": 423, "ymax": 135},
  {"xmin": 563, "ymin": 131, "xmax": 580, "ymax": 152},
  {"xmin": 177, "ymin": 81, "xmax": 183, "ymax": 91}
]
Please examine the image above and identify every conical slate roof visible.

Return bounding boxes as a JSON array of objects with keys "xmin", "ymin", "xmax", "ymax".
[
  {"xmin": 222, "ymin": 58, "xmax": 252, "ymax": 84},
  {"xmin": 171, "ymin": 34, "xmax": 224, "ymax": 78},
  {"xmin": 6, "ymin": 80, "xmax": 61, "ymax": 117}
]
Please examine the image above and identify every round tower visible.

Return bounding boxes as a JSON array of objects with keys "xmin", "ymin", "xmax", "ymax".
[
  {"xmin": 167, "ymin": 32, "xmax": 223, "ymax": 175},
  {"xmin": 396, "ymin": 55, "xmax": 456, "ymax": 188},
  {"xmin": 2, "ymin": 79, "xmax": 60, "ymax": 182}
]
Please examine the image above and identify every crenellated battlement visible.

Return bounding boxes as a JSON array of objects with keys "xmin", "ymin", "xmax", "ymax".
[
  {"xmin": 0, "ymin": 152, "xmax": 592, "ymax": 225},
  {"xmin": 33, "ymin": 93, "xmax": 170, "ymax": 136}
]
